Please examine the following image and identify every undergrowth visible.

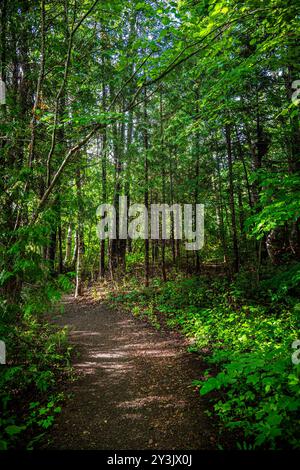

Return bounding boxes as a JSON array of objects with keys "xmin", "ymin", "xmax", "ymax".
[{"xmin": 0, "ymin": 274, "xmax": 74, "ymax": 450}]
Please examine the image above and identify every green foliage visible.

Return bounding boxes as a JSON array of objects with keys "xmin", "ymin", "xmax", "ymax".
[
  {"xmin": 258, "ymin": 263, "xmax": 300, "ymax": 303},
  {"xmin": 246, "ymin": 173, "xmax": 300, "ymax": 238},
  {"xmin": 0, "ymin": 315, "xmax": 72, "ymax": 449},
  {"xmin": 0, "ymin": 266, "xmax": 73, "ymax": 449}
]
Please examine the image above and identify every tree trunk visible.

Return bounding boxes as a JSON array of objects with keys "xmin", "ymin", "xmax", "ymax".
[
  {"xmin": 99, "ymin": 132, "xmax": 107, "ymax": 279},
  {"xmin": 144, "ymin": 92, "xmax": 150, "ymax": 287},
  {"xmin": 225, "ymin": 124, "xmax": 239, "ymax": 273},
  {"xmin": 64, "ymin": 224, "xmax": 72, "ymax": 266},
  {"xmin": 160, "ymin": 90, "xmax": 167, "ymax": 282},
  {"xmin": 75, "ymin": 165, "xmax": 84, "ymax": 297}
]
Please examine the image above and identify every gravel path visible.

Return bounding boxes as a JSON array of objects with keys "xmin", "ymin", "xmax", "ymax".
[{"xmin": 45, "ymin": 295, "xmax": 219, "ymax": 450}]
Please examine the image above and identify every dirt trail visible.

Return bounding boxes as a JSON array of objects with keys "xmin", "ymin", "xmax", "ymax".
[{"xmin": 45, "ymin": 295, "xmax": 220, "ymax": 450}]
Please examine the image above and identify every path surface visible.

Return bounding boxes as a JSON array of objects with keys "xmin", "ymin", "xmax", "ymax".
[{"xmin": 46, "ymin": 295, "xmax": 219, "ymax": 450}]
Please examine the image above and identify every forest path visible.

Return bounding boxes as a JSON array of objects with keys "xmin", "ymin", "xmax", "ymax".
[{"xmin": 45, "ymin": 294, "xmax": 219, "ymax": 450}]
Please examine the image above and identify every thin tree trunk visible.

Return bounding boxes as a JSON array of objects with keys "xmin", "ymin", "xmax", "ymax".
[
  {"xmin": 75, "ymin": 165, "xmax": 84, "ymax": 297},
  {"xmin": 58, "ymin": 218, "xmax": 63, "ymax": 274},
  {"xmin": 144, "ymin": 92, "xmax": 150, "ymax": 287},
  {"xmin": 169, "ymin": 149, "xmax": 176, "ymax": 264},
  {"xmin": 64, "ymin": 224, "xmax": 72, "ymax": 266},
  {"xmin": 215, "ymin": 153, "xmax": 228, "ymax": 264},
  {"xmin": 194, "ymin": 126, "xmax": 201, "ymax": 273},
  {"xmin": 71, "ymin": 229, "xmax": 78, "ymax": 269},
  {"xmin": 160, "ymin": 90, "xmax": 167, "ymax": 282},
  {"xmin": 99, "ymin": 131, "xmax": 107, "ymax": 279},
  {"xmin": 225, "ymin": 124, "xmax": 239, "ymax": 273}
]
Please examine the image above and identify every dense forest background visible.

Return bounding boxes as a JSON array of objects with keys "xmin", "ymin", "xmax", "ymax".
[{"xmin": 0, "ymin": 0, "xmax": 300, "ymax": 451}]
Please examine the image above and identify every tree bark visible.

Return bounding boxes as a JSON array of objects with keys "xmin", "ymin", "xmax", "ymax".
[
  {"xmin": 75, "ymin": 165, "xmax": 84, "ymax": 297},
  {"xmin": 144, "ymin": 92, "xmax": 150, "ymax": 287},
  {"xmin": 225, "ymin": 124, "xmax": 239, "ymax": 273}
]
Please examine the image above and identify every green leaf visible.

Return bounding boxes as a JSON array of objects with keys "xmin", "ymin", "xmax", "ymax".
[{"xmin": 5, "ymin": 425, "xmax": 26, "ymax": 436}]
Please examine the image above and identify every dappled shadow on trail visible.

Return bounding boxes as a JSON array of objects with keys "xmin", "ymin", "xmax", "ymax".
[{"xmin": 45, "ymin": 296, "xmax": 218, "ymax": 450}]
